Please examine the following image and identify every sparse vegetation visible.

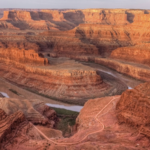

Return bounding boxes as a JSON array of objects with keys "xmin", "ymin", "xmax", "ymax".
[
  {"xmin": 52, "ymin": 107, "xmax": 79, "ymax": 116},
  {"xmin": 51, "ymin": 107, "xmax": 79, "ymax": 137},
  {"xmin": 9, "ymin": 89, "xmax": 20, "ymax": 95}
]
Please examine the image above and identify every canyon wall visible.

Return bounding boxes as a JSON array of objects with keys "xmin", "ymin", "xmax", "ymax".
[
  {"xmin": 0, "ymin": 33, "xmax": 113, "ymax": 104},
  {"xmin": 0, "ymin": 61, "xmax": 109, "ymax": 105},
  {"xmin": 0, "ymin": 98, "xmax": 59, "ymax": 149},
  {"xmin": 117, "ymin": 82, "xmax": 150, "ymax": 138},
  {"xmin": 1, "ymin": 8, "xmax": 150, "ymax": 98},
  {"xmin": 94, "ymin": 57, "xmax": 150, "ymax": 81},
  {"xmin": 0, "ymin": 48, "xmax": 49, "ymax": 65},
  {"xmin": 1, "ymin": 9, "xmax": 150, "ymax": 31},
  {"xmin": 0, "ymin": 98, "xmax": 57, "ymax": 126},
  {"xmin": 110, "ymin": 44, "xmax": 150, "ymax": 66},
  {"xmin": 0, "ymin": 109, "xmax": 25, "ymax": 149},
  {"xmin": 1, "ymin": 94, "xmax": 150, "ymax": 149},
  {"xmin": 1, "ymin": 9, "xmax": 150, "ymax": 57}
]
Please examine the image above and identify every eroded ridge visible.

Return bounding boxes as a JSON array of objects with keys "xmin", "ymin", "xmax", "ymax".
[
  {"xmin": 32, "ymin": 96, "xmax": 118, "ymax": 145},
  {"xmin": 0, "ymin": 48, "xmax": 49, "ymax": 65},
  {"xmin": 0, "ymin": 58, "xmax": 110, "ymax": 104},
  {"xmin": 0, "ymin": 98, "xmax": 57, "ymax": 127},
  {"xmin": 117, "ymin": 82, "xmax": 150, "ymax": 138},
  {"xmin": 0, "ymin": 109, "xmax": 25, "ymax": 149}
]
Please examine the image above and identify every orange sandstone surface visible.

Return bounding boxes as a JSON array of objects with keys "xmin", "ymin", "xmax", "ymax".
[
  {"xmin": 0, "ymin": 8, "xmax": 150, "ymax": 149},
  {"xmin": 0, "ymin": 56, "xmax": 111, "ymax": 104},
  {"xmin": 0, "ymin": 9, "xmax": 150, "ymax": 68},
  {"xmin": 0, "ymin": 48, "xmax": 49, "ymax": 65},
  {"xmin": 0, "ymin": 98, "xmax": 59, "ymax": 150},
  {"xmin": 1, "ymin": 85, "xmax": 150, "ymax": 149},
  {"xmin": 117, "ymin": 82, "xmax": 150, "ymax": 138}
]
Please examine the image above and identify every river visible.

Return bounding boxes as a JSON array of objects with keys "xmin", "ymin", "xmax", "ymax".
[{"xmin": 0, "ymin": 92, "xmax": 9, "ymax": 98}]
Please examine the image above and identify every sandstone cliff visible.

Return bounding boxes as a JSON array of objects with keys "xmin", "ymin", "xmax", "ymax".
[
  {"xmin": 0, "ymin": 109, "xmax": 26, "ymax": 149},
  {"xmin": 0, "ymin": 9, "xmax": 150, "ymax": 31},
  {"xmin": 0, "ymin": 48, "xmax": 49, "ymax": 65},
  {"xmin": 1, "ymin": 87, "xmax": 150, "ymax": 149},
  {"xmin": 0, "ymin": 58, "xmax": 109, "ymax": 105},
  {"xmin": 110, "ymin": 43, "xmax": 150, "ymax": 66},
  {"xmin": 0, "ymin": 98, "xmax": 57, "ymax": 127},
  {"xmin": 0, "ymin": 98, "xmax": 60, "ymax": 149},
  {"xmin": 1, "ymin": 9, "xmax": 150, "ymax": 57},
  {"xmin": 33, "ymin": 95, "xmax": 149, "ymax": 149},
  {"xmin": 117, "ymin": 82, "xmax": 150, "ymax": 138}
]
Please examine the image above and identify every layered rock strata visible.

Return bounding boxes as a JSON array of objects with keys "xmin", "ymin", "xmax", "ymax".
[
  {"xmin": 1, "ymin": 90, "xmax": 150, "ymax": 149},
  {"xmin": 1, "ymin": 9, "xmax": 150, "ymax": 56},
  {"xmin": 0, "ymin": 109, "xmax": 26, "ymax": 149},
  {"xmin": 0, "ymin": 36, "xmax": 111, "ymax": 104},
  {"xmin": 117, "ymin": 82, "xmax": 150, "ymax": 138},
  {"xmin": 0, "ymin": 98, "xmax": 57, "ymax": 127},
  {"xmin": 0, "ymin": 48, "xmax": 49, "ymax": 65},
  {"xmin": 110, "ymin": 43, "xmax": 150, "ymax": 66},
  {"xmin": 1, "ymin": 9, "xmax": 150, "ymax": 31},
  {"xmin": 0, "ymin": 98, "xmax": 60, "ymax": 149},
  {"xmin": 48, "ymin": 54, "xmax": 150, "ymax": 82},
  {"xmin": 94, "ymin": 57, "xmax": 150, "ymax": 81},
  {"xmin": 0, "ymin": 59, "xmax": 109, "ymax": 104}
]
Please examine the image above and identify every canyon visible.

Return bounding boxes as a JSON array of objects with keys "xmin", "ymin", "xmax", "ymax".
[
  {"xmin": 1, "ymin": 83, "xmax": 150, "ymax": 149},
  {"xmin": 0, "ymin": 8, "xmax": 150, "ymax": 149},
  {"xmin": 0, "ymin": 9, "xmax": 150, "ymax": 81}
]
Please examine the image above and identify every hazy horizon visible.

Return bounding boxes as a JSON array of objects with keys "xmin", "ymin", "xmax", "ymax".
[{"xmin": 0, "ymin": 0, "xmax": 150, "ymax": 10}]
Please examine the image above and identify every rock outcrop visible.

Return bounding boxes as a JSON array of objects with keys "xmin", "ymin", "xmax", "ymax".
[
  {"xmin": 94, "ymin": 57, "xmax": 150, "ymax": 81},
  {"xmin": 1, "ymin": 95, "xmax": 149, "ymax": 150},
  {"xmin": 0, "ymin": 48, "xmax": 49, "ymax": 65},
  {"xmin": 0, "ymin": 98, "xmax": 60, "ymax": 149},
  {"xmin": 117, "ymin": 82, "xmax": 150, "ymax": 138},
  {"xmin": 0, "ymin": 9, "xmax": 150, "ymax": 31},
  {"xmin": 0, "ymin": 57, "xmax": 110, "ymax": 105},
  {"xmin": 110, "ymin": 43, "xmax": 150, "ymax": 66},
  {"xmin": 0, "ymin": 98, "xmax": 57, "ymax": 127},
  {"xmin": 0, "ymin": 9, "xmax": 129, "ymax": 31},
  {"xmin": 1, "ymin": 89, "xmax": 150, "ymax": 149},
  {"xmin": 0, "ymin": 109, "xmax": 26, "ymax": 149}
]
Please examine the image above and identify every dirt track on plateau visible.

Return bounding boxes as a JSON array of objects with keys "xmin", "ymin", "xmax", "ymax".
[{"xmin": 33, "ymin": 97, "xmax": 117, "ymax": 145}]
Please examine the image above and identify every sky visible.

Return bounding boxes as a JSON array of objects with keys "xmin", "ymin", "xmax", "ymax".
[{"xmin": 0, "ymin": 0, "xmax": 150, "ymax": 9}]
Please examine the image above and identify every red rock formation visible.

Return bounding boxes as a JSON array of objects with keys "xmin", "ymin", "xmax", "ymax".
[
  {"xmin": 0, "ymin": 48, "xmax": 49, "ymax": 65},
  {"xmin": 33, "ymin": 96, "xmax": 149, "ymax": 149},
  {"xmin": 0, "ymin": 9, "xmax": 149, "ymax": 31},
  {"xmin": 1, "ymin": 93, "xmax": 150, "ymax": 149},
  {"xmin": 110, "ymin": 44, "xmax": 150, "ymax": 66},
  {"xmin": 2, "ymin": 10, "xmax": 32, "ymax": 21},
  {"xmin": 0, "ymin": 98, "xmax": 59, "ymax": 149},
  {"xmin": 0, "ymin": 98, "xmax": 57, "ymax": 127},
  {"xmin": 1, "ymin": 9, "xmax": 150, "ymax": 57},
  {"xmin": 116, "ymin": 82, "xmax": 150, "ymax": 138},
  {"xmin": 0, "ymin": 60, "xmax": 109, "ymax": 105},
  {"xmin": 94, "ymin": 57, "xmax": 150, "ymax": 81},
  {"xmin": 0, "ymin": 109, "xmax": 26, "ymax": 149},
  {"xmin": 37, "ymin": 19, "xmax": 150, "ymax": 57}
]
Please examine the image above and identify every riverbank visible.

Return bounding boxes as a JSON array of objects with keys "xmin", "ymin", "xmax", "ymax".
[
  {"xmin": 0, "ymin": 59, "xmax": 144, "ymax": 112},
  {"xmin": 0, "ymin": 78, "xmax": 84, "ymax": 112}
]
